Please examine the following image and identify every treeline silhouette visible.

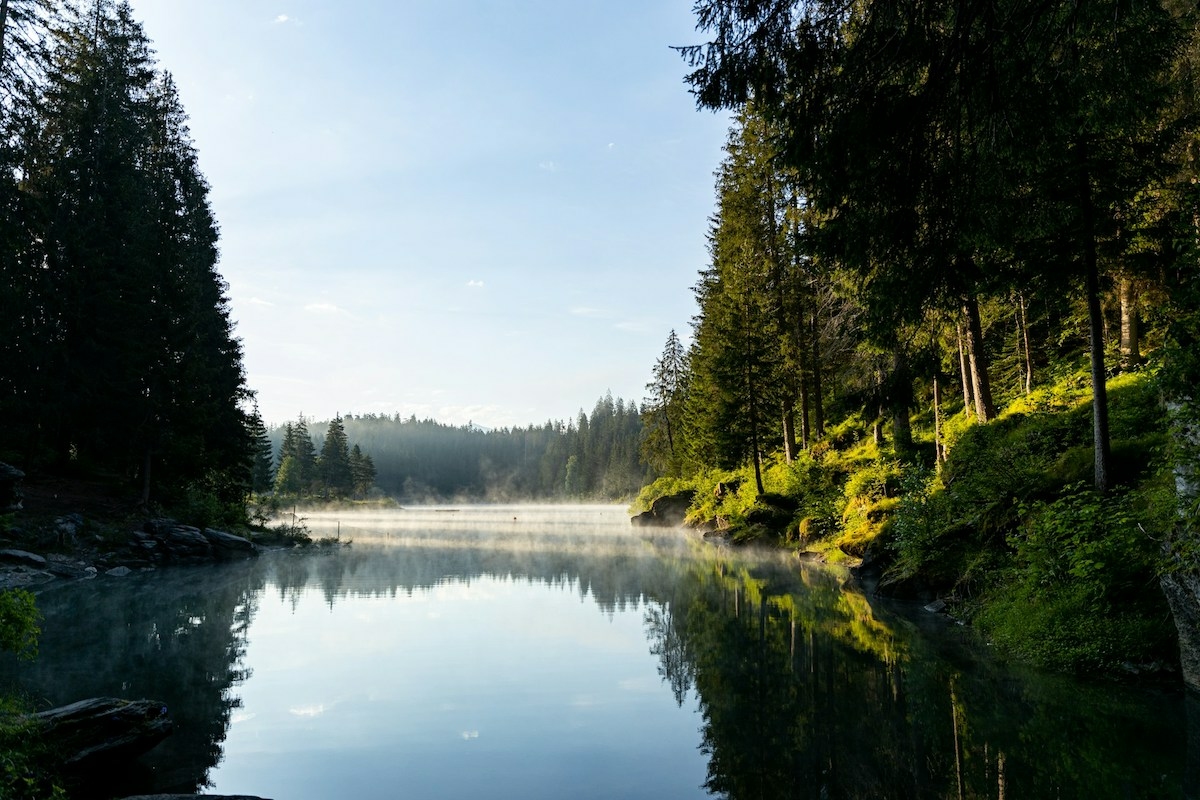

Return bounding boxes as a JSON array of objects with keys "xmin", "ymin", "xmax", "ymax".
[{"xmin": 274, "ymin": 393, "xmax": 650, "ymax": 502}]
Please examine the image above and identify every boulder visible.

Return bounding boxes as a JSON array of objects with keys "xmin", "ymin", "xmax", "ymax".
[
  {"xmin": 143, "ymin": 520, "xmax": 214, "ymax": 561},
  {"xmin": 55, "ymin": 513, "xmax": 84, "ymax": 546},
  {"xmin": 33, "ymin": 697, "xmax": 173, "ymax": 771},
  {"xmin": 45, "ymin": 558, "xmax": 92, "ymax": 580},
  {"xmin": 0, "ymin": 461, "xmax": 23, "ymax": 511},
  {"xmin": 0, "ymin": 548, "xmax": 47, "ymax": 569},
  {"xmin": 105, "ymin": 566, "xmax": 133, "ymax": 577},
  {"xmin": 201, "ymin": 528, "xmax": 258, "ymax": 559},
  {"xmin": 631, "ymin": 490, "xmax": 695, "ymax": 528}
]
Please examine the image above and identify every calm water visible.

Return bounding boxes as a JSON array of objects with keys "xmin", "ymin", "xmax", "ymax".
[{"xmin": 1, "ymin": 505, "xmax": 1194, "ymax": 799}]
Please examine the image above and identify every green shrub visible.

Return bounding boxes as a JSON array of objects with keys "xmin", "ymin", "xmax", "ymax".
[
  {"xmin": 0, "ymin": 698, "xmax": 66, "ymax": 800},
  {"xmin": 0, "ymin": 590, "xmax": 39, "ymax": 660}
]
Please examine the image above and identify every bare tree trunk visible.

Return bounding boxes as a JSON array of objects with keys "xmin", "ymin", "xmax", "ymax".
[
  {"xmin": 933, "ymin": 373, "xmax": 945, "ymax": 466},
  {"xmin": 892, "ymin": 347, "xmax": 913, "ymax": 455},
  {"xmin": 1161, "ymin": 400, "xmax": 1200, "ymax": 690},
  {"xmin": 1079, "ymin": 144, "xmax": 1111, "ymax": 492},
  {"xmin": 747, "ymin": 361, "xmax": 765, "ymax": 496},
  {"xmin": 957, "ymin": 322, "xmax": 974, "ymax": 418},
  {"xmin": 1119, "ymin": 276, "xmax": 1142, "ymax": 370},
  {"xmin": 782, "ymin": 393, "xmax": 797, "ymax": 463},
  {"xmin": 962, "ymin": 295, "xmax": 995, "ymax": 422},
  {"xmin": 1016, "ymin": 292, "xmax": 1033, "ymax": 394},
  {"xmin": 0, "ymin": 0, "xmax": 11, "ymax": 74},
  {"xmin": 951, "ymin": 685, "xmax": 965, "ymax": 800},
  {"xmin": 810, "ymin": 310, "xmax": 825, "ymax": 438}
]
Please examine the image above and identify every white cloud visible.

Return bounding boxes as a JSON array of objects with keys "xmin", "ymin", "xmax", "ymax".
[
  {"xmin": 304, "ymin": 302, "xmax": 345, "ymax": 315},
  {"xmin": 538, "ymin": 160, "xmax": 557, "ymax": 172},
  {"xmin": 246, "ymin": 297, "xmax": 275, "ymax": 307},
  {"xmin": 466, "ymin": 279, "xmax": 485, "ymax": 288},
  {"xmin": 460, "ymin": 730, "xmax": 479, "ymax": 740},
  {"xmin": 273, "ymin": 14, "xmax": 290, "ymax": 24},
  {"xmin": 614, "ymin": 320, "xmax": 652, "ymax": 333},
  {"xmin": 289, "ymin": 704, "xmax": 326, "ymax": 717}
]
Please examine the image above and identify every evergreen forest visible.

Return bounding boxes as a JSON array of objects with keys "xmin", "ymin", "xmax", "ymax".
[
  {"xmin": 263, "ymin": 393, "xmax": 649, "ymax": 503},
  {"xmin": 0, "ymin": 0, "xmax": 255, "ymax": 517},
  {"xmin": 631, "ymin": 0, "xmax": 1200, "ymax": 678}
]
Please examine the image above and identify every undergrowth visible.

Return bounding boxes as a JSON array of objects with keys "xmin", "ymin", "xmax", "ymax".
[{"xmin": 636, "ymin": 363, "xmax": 1180, "ymax": 674}]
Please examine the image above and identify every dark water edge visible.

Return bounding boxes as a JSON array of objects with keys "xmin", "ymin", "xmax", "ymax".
[{"xmin": 0, "ymin": 507, "xmax": 1193, "ymax": 799}]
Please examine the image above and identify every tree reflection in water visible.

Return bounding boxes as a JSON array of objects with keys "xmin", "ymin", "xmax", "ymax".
[
  {"xmin": 0, "ymin": 509, "xmax": 1191, "ymax": 799},
  {"xmin": 649, "ymin": 554, "xmax": 1191, "ymax": 799},
  {"xmin": 0, "ymin": 562, "xmax": 262, "ymax": 797}
]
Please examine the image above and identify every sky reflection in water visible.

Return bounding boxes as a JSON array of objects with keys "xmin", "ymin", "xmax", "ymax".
[{"xmin": 0, "ymin": 505, "xmax": 1192, "ymax": 799}]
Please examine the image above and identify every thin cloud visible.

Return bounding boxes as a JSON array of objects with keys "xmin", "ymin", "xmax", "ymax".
[
  {"xmin": 289, "ymin": 704, "xmax": 326, "ymax": 717},
  {"xmin": 466, "ymin": 280, "xmax": 485, "ymax": 288},
  {"xmin": 245, "ymin": 297, "xmax": 275, "ymax": 307},
  {"xmin": 304, "ymin": 302, "xmax": 345, "ymax": 315},
  {"xmin": 273, "ymin": 14, "xmax": 290, "ymax": 24},
  {"xmin": 615, "ymin": 320, "xmax": 652, "ymax": 333},
  {"xmin": 538, "ymin": 160, "xmax": 558, "ymax": 172}
]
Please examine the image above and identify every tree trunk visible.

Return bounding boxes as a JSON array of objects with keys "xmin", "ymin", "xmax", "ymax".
[
  {"xmin": 810, "ymin": 310, "xmax": 825, "ymax": 438},
  {"xmin": 933, "ymin": 373, "xmax": 945, "ymax": 465},
  {"xmin": 1119, "ymin": 275, "xmax": 1142, "ymax": 370},
  {"xmin": 1017, "ymin": 292, "xmax": 1033, "ymax": 394},
  {"xmin": 746, "ymin": 361, "xmax": 765, "ymax": 496},
  {"xmin": 1078, "ymin": 144, "xmax": 1111, "ymax": 492},
  {"xmin": 957, "ymin": 322, "xmax": 974, "ymax": 418},
  {"xmin": 892, "ymin": 348, "xmax": 913, "ymax": 456},
  {"xmin": 782, "ymin": 393, "xmax": 798, "ymax": 463},
  {"xmin": 1161, "ymin": 400, "xmax": 1200, "ymax": 691},
  {"xmin": 0, "ymin": 0, "xmax": 10, "ymax": 75},
  {"xmin": 799, "ymin": 381, "xmax": 811, "ymax": 451},
  {"xmin": 962, "ymin": 294, "xmax": 995, "ymax": 422}
]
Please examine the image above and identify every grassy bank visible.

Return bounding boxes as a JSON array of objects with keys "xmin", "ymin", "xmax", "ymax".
[{"xmin": 633, "ymin": 363, "xmax": 1179, "ymax": 674}]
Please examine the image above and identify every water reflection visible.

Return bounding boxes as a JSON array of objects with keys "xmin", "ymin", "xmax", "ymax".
[
  {"xmin": 0, "ymin": 506, "xmax": 1190, "ymax": 799},
  {"xmin": 0, "ymin": 561, "xmax": 261, "ymax": 797},
  {"xmin": 653, "ymin": 555, "xmax": 1189, "ymax": 799}
]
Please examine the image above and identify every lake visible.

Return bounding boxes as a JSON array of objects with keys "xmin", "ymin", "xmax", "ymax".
[{"xmin": 1, "ymin": 505, "xmax": 1194, "ymax": 799}]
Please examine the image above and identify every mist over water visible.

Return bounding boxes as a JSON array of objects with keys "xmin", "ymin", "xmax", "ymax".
[{"xmin": 0, "ymin": 505, "xmax": 1192, "ymax": 799}]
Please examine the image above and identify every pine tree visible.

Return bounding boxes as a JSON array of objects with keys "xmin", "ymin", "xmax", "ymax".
[
  {"xmin": 248, "ymin": 406, "xmax": 274, "ymax": 495},
  {"xmin": 642, "ymin": 329, "xmax": 689, "ymax": 476},
  {"xmin": 349, "ymin": 444, "xmax": 376, "ymax": 499},
  {"xmin": 319, "ymin": 415, "xmax": 353, "ymax": 498}
]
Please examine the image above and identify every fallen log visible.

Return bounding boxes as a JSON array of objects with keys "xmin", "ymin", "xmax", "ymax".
[{"xmin": 33, "ymin": 697, "xmax": 173, "ymax": 770}]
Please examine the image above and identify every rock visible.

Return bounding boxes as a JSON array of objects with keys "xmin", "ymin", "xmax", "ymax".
[
  {"xmin": 143, "ymin": 520, "xmax": 214, "ymax": 561},
  {"xmin": 32, "ymin": 697, "xmax": 173, "ymax": 771},
  {"xmin": 55, "ymin": 513, "xmax": 84, "ymax": 546},
  {"xmin": 46, "ymin": 558, "xmax": 91, "ymax": 579},
  {"xmin": 201, "ymin": 528, "xmax": 258, "ymax": 559},
  {"xmin": 923, "ymin": 599, "xmax": 948, "ymax": 614},
  {"xmin": 0, "ymin": 461, "xmax": 23, "ymax": 511},
  {"xmin": 0, "ymin": 548, "xmax": 47, "ymax": 568},
  {"xmin": 631, "ymin": 490, "xmax": 695, "ymax": 528},
  {"xmin": 106, "ymin": 566, "xmax": 133, "ymax": 577}
]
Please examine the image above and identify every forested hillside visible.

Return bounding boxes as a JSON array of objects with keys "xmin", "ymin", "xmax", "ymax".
[
  {"xmin": 634, "ymin": 0, "xmax": 1200, "ymax": 679},
  {"xmin": 267, "ymin": 394, "xmax": 649, "ymax": 503},
  {"xmin": 0, "ymin": 1, "xmax": 254, "ymax": 515}
]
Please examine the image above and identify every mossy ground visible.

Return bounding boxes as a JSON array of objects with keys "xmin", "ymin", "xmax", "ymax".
[{"xmin": 634, "ymin": 363, "xmax": 1179, "ymax": 674}]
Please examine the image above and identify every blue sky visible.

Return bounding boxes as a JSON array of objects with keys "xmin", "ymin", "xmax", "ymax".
[{"xmin": 127, "ymin": 1, "xmax": 730, "ymax": 428}]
